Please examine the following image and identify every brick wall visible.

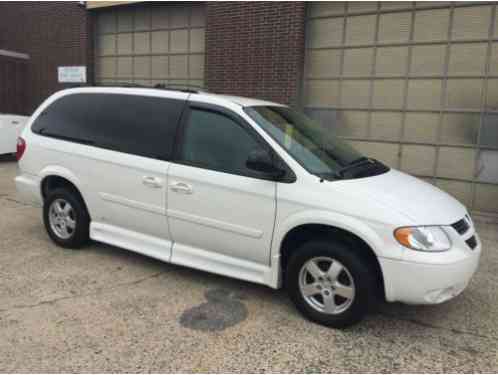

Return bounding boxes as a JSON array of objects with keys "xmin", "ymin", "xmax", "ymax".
[
  {"xmin": 205, "ymin": 2, "xmax": 306, "ymax": 106},
  {"xmin": 0, "ymin": 2, "xmax": 93, "ymax": 114},
  {"xmin": 0, "ymin": 55, "xmax": 28, "ymax": 114}
]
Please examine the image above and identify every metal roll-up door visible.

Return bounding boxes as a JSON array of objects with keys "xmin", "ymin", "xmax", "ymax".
[{"xmin": 304, "ymin": 2, "xmax": 498, "ymax": 215}]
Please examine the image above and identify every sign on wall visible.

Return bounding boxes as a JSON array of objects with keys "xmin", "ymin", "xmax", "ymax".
[{"xmin": 58, "ymin": 66, "xmax": 87, "ymax": 83}]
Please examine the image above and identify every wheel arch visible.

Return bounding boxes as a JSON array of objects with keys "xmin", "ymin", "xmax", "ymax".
[
  {"xmin": 271, "ymin": 211, "xmax": 387, "ymax": 300},
  {"xmin": 39, "ymin": 167, "xmax": 90, "ymax": 218}
]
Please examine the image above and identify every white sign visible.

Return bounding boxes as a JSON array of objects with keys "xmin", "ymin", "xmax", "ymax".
[{"xmin": 58, "ymin": 66, "xmax": 87, "ymax": 83}]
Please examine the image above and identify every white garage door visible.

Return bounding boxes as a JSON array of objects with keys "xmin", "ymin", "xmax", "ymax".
[
  {"xmin": 304, "ymin": 2, "xmax": 498, "ymax": 215},
  {"xmin": 95, "ymin": 3, "xmax": 205, "ymax": 89}
]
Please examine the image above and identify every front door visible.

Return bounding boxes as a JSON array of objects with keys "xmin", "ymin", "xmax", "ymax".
[{"xmin": 167, "ymin": 105, "xmax": 276, "ymax": 281}]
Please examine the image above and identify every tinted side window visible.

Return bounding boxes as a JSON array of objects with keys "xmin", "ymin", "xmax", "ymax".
[
  {"xmin": 179, "ymin": 108, "xmax": 266, "ymax": 176},
  {"xmin": 32, "ymin": 93, "xmax": 184, "ymax": 160}
]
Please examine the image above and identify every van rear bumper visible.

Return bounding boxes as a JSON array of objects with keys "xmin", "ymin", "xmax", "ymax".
[{"xmin": 15, "ymin": 173, "xmax": 42, "ymax": 206}]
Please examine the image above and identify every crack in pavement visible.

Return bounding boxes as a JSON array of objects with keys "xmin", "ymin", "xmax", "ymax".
[
  {"xmin": 379, "ymin": 312, "xmax": 498, "ymax": 342},
  {"xmin": 0, "ymin": 271, "xmax": 166, "ymax": 314}
]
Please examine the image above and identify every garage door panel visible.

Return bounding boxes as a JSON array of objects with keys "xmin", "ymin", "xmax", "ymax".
[
  {"xmin": 477, "ymin": 150, "xmax": 498, "ymax": 184},
  {"xmin": 191, "ymin": 6, "xmax": 206, "ymax": 27},
  {"xmin": 452, "ymin": 5, "xmax": 492, "ymax": 40},
  {"xmin": 448, "ymin": 43, "xmax": 487, "ymax": 76},
  {"xmin": 170, "ymin": 30, "xmax": 189, "ymax": 53},
  {"xmin": 134, "ymin": 7, "xmax": 150, "ymax": 31},
  {"xmin": 339, "ymin": 111, "xmax": 369, "ymax": 138},
  {"xmin": 376, "ymin": 47, "xmax": 408, "ymax": 76},
  {"xmin": 486, "ymin": 79, "xmax": 498, "ymax": 111},
  {"xmin": 413, "ymin": 9, "xmax": 450, "ymax": 41},
  {"xmin": 117, "ymin": 8, "xmax": 133, "ymax": 32},
  {"xmin": 308, "ymin": 18, "xmax": 344, "ymax": 48},
  {"xmin": 98, "ymin": 34, "xmax": 116, "ymax": 56},
  {"xmin": 436, "ymin": 147, "xmax": 476, "ymax": 180},
  {"xmin": 481, "ymin": 112, "xmax": 498, "ymax": 148},
  {"xmin": 407, "ymin": 79, "xmax": 442, "ymax": 110},
  {"xmin": 378, "ymin": 12, "xmax": 412, "ymax": 43},
  {"xmin": 151, "ymin": 31, "xmax": 169, "ymax": 53},
  {"xmin": 306, "ymin": 50, "xmax": 341, "ymax": 78},
  {"xmin": 370, "ymin": 112, "xmax": 403, "ymax": 141},
  {"xmin": 445, "ymin": 79, "xmax": 483, "ymax": 110},
  {"xmin": 190, "ymin": 29, "xmax": 205, "ymax": 53},
  {"xmin": 169, "ymin": 55, "xmax": 188, "ymax": 79},
  {"xmin": 474, "ymin": 183, "xmax": 498, "ymax": 212},
  {"xmin": 170, "ymin": 6, "xmax": 189, "ymax": 28},
  {"xmin": 134, "ymin": 32, "xmax": 150, "ymax": 54},
  {"xmin": 372, "ymin": 80, "xmax": 404, "ymax": 109},
  {"xmin": 348, "ymin": 2, "xmax": 378, "ymax": 14},
  {"xmin": 305, "ymin": 80, "xmax": 340, "ymax": 107},
  {"xmin": 117, "ymin": 33, "xmax": 132, "ymax": 55},
  {"xmin": 401, "ymin": 145, "xmax": 437, "ymax": 176},
  {"xmin": 440, "ymin": 113, "xmax": 480, "ymax": 145},
  {"xmin": 98, "ymin": 57, "xmax": 116, "ymax": 79},
  {"xmin": 96, "ymin": 4, "xmax": 205, "ymax": 86},
  {"xmin": 381, "ymin": 2, "xmax": 412, "ymax": 11},
  {"xmin": 410, "ymin": 45, "xmax": 446, "ymax": 76},
  {"xmin": 404, "ymin": 113, "xmax": 440, "ymax": 143},
  {"xmin": 342, "ymin": 80, "xmax": 370, "ymax": 108},
  {"xmin": 117, "ymin": 57, "xmax": 132, "ymax": 78},
  {"xmin": 133, "ymin": 56, "xmax": 151, "ymax": 79},
  {"xmin": 151, "ymin": 56, "xmax": 169, "ymax": 78},
  {"xmin": 309, "ymin": 2, "xmax": 346, "ymax": 17},
  {"xmin": 189, "ymin": 55, "xmax": 205, "ymax": 79},
  {"xmin": 343, "ymin": 48, "xmax": 373, "ymax": 76},
  {"xmin": 151, "ymin": 7, "xmax": 169, "ymax": 29},
  {"xmin": 98, "ymin": 11, "xmax": 116, "ymax": 34},
  {"xmin": 346, "ymin": 15, "xmax": 376, "ymax": 45}
]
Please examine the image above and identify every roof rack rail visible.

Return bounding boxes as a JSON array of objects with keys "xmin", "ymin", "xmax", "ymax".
[
  {"xmin": 153, "ymin": 83, "xmax": 207, "ymax": 94},
  {"xmin": 89, "ymin": 82, "xmax": 207, "ymax": 94}
]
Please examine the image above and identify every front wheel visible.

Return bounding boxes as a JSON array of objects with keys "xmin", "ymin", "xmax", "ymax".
[{"xmin": 286, "ymin": 239, "xmax": 377, "ymax": 328}]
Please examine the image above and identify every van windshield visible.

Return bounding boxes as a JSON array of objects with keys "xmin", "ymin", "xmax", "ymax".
[{"xmin": 244, "ymin": 106, "xmax": 389, "ymax": 180}]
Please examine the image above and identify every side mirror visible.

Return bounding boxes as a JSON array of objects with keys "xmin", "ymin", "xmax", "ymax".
[{"xmin": 246, "ymin": 149, "xmax": 285, "ymax": 180}]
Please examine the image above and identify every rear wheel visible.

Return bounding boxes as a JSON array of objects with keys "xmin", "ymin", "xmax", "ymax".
[
  {"xmin": 43, "ymin": 188, "xmax": 90, "ymax": 248},
  {"xmin": 286, "ymin": 239, "xmax": 377, "ymax": 328}
]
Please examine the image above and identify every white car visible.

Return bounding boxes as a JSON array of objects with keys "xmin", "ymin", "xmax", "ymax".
[
  {"xmin": 0, "ymin": 114, "xmax": 28, "ymax": 155},
  {"xmin": 15, "ymin": 87, "xmax": 481, "ymax": 328}
]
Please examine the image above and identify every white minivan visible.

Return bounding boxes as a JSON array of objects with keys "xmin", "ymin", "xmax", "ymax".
[{"xmin": 15, "ymin": 87, "xmax": 481, "ymax": 328}]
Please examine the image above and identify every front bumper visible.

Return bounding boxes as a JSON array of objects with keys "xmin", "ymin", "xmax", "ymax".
[{"xmin": 380, "ymin": 232, "xmax": 481, "ymax": 305}]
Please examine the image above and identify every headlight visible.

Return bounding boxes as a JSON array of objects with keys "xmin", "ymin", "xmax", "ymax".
[{"xmin": 394, "ymin": 226, "xmax": 451, "ymax": 252}]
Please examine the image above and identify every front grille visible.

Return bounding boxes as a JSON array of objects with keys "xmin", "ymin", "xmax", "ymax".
[
  {"xmin": 451, "ymin": 218, "xmax": 470, "ymax": 235},
  {"xmin": 466, "ymin": 236, "xmax": 477, "ymax": 250}
]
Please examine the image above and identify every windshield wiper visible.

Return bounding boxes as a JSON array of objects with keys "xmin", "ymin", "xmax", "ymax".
[{"xmin": 334, "ymin": 157, "xmax": 374, "ymax": 178}]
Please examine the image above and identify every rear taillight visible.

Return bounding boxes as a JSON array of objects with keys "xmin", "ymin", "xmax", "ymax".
[{"xmin": 16, "ymin": 137, "xmax": 26, "ymax": 161}]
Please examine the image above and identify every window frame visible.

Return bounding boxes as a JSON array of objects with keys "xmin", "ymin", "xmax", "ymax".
[{"xmin": 172, "ymin": 102, "xmax": 295, "ymax": 182}]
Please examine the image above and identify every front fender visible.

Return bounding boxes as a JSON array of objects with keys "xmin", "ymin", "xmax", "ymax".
[{"xmin": 266, "ymin": 209, "xmax": 401, "ymax": 288}]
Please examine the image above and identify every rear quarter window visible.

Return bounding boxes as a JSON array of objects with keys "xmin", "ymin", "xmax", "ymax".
[{"xmin": 32, "ymin": 93, "xmax": 185, "ymax": 160}]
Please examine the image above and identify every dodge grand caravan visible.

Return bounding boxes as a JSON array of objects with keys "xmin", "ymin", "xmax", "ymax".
[{"xmin": 15, "ymin": 87, "xmax": 481, "ymax": 328}]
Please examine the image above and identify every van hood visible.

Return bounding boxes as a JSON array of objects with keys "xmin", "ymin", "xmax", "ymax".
[{"xmin": 335, "ymin": 169, "xmax": 467, "ymax": 225}]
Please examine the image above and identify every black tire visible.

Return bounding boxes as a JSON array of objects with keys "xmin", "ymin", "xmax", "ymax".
[
  {"xmin": 43, "ymin": 187, "xmax": 90, "ymax": 249},
  {"xmin": 286, "ymin": 239, "xmax": 377, "ymax": 329}
]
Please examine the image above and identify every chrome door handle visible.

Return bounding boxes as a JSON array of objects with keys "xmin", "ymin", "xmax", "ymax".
[
  {"xmin": 170, "ymin": 181, "xmax": 193, "ymax": 194},
  {"xmin": 142, "ymin": 176, "xmax": 163, "ymax": 188}
]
